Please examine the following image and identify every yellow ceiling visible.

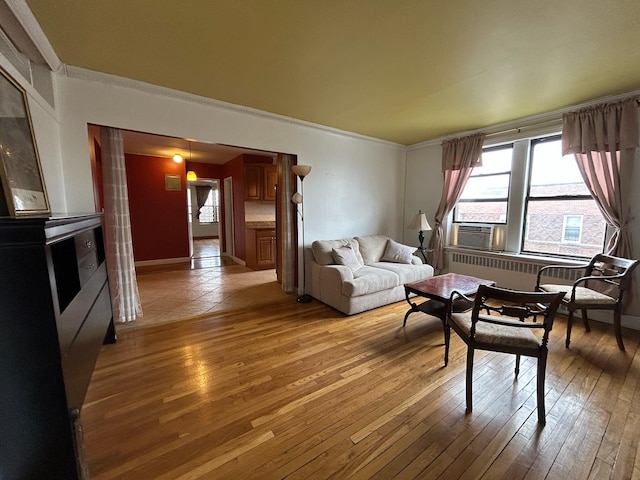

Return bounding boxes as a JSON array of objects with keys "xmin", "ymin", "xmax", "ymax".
[{"xmin": 25, "ymin": 0, "xmax": 640, "ymax": 145}]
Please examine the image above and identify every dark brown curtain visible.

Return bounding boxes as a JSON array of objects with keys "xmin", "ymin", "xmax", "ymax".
[{"xmin": 195, "ymin": 185, "xmax": 211, "ymax": 220}]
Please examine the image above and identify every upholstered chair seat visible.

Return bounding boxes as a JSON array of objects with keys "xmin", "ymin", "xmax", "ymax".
[
  {"xmin": 449, "ymin": 312, "xmax": 542, "ymax": 349},
  {"xmin": 537, "ymin": 285, "xmax": 616, "ymax": 305},
  {"xmin": 535, "ymin": 254, "xmax": 639, "ymax": 350},
  {"xmin": 447, "ymin": 285, "xmax": 564, "ymax": 425}
]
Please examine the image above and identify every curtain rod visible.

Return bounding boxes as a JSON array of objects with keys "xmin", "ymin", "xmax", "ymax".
[
  {"xmin": 484, "ymin": 119, "xmax": 562, "ymax": 139},
  {"xmin": 486, "ymin": 97, "xmax": 640, "ymax": 139}
]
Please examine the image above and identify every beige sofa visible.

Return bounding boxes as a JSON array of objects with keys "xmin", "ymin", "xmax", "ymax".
[{"xmin": 306, "ymin": 234, "xmax": 435, "ymax": 315}]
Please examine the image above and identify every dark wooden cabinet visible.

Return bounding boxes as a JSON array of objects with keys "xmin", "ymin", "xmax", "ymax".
[
  {"xmin": 263, "ymin": 165, "xmax": 277, "ymax": 201},
  {"xmin": 244, "ymin": 164, "xmax": 263, "ymax": 201},
  {"xmin": 0, "ymin": 214, "xmax": 115, "ymax": 480},
  {"xmin": 244, "ymin": 164, "xmax": 277, "ymax": 201},
  {"xmin": 245, "ymin": 228, "xmax": 276, "ymax": 269}
]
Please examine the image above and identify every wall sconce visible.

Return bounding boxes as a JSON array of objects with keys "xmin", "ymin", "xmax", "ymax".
[
  {"xmin": 173, "ymin": 153, "xmax": 183, "ymax": 163},
  {"xmin": 291, "ymin": 164, "xmax": 312, "ymax": 303}
]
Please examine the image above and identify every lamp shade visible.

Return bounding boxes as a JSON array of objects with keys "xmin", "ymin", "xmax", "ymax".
[
  {"xmin": 408, "ymin": 210, "xmax": 432, "ymax": 231},
  {"xmin": 291, "ymin": 164, "xmax": 312, "ymax": 178},
  {"xmin": 186, "ymin": 170, "xmax": 197, "ymax": 181}
]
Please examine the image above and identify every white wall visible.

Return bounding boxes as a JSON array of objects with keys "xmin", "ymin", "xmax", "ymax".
[
  {"xmin": 0, "ymin": 53, "xmax": 66, "ymax": 213},
  {"xmin": 54, "ymin": 71, "xmax": 406, "ymax": 246}
]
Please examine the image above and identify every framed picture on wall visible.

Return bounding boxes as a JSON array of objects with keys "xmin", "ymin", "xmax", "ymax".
[{"xmin": 0, "ymin": 66, "xmax": 50, "ymax": 217}]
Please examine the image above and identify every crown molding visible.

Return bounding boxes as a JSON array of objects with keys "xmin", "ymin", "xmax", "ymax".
[
  {"xmin": 62, "ymin": 65, "xmax": 404, "ymax": 149},
  {"xmin": 407, "ymin": 89, "xmax": 640, "ymax": 151},
  {"xmin": 4, "ymin": 0, "xmax": 61, "ymax": 71}
]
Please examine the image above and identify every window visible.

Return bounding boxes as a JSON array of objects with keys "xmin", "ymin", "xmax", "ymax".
[
  {"xmin": 198, "ymin": 189, "xmax": 219, "ymax": 224},
  {"xmin": 523, "ymin": 136, "xmax": 606, "ymax": 257},
  {"xmin": 451, "ymin": 132, "xmax": 607, "ymax": 259},
  {"xmin": 454, "ymin": 144, "xmax": 513, "ymax": 224},
  {"xmin": 563, "ymin": 215, "xmax": 583, "ymax": 242}
]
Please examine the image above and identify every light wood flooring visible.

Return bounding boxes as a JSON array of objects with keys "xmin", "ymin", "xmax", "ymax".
[{"xmin": 82, "ymin": 292, "xmax": 640, "ymax": 479}]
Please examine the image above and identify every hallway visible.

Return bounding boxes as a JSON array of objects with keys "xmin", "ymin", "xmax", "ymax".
[{"xmin": 118, "ymin": 239, "xmax": 286, "ymax": 331}]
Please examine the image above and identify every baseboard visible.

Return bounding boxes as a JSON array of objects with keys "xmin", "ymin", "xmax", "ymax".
[{"xmin": 134, "ymin": 257, "xmax": 190, "ymax": 267}]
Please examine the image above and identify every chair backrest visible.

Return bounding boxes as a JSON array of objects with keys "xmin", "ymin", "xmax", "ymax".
[
  {"xmin": 471, "ymin": 285, "xmax": 565, "ymax": 346},
  {"xmin": 585, "ymin": 254, "xmax": 640, "ymax": 295}
]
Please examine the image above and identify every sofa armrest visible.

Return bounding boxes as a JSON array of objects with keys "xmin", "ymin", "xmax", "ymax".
[{"xmin": 308, "ymin": 259, "xmax": 354, "ymax": 299}]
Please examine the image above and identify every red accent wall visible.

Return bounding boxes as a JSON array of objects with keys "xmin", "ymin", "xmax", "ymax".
[
  {"xmin": 189, "ymin": 162, "xmax": 223, "ymax": 179},
  {"xmin": 125, "ymin": 153, "xmax": 189, "ymax": 261}
]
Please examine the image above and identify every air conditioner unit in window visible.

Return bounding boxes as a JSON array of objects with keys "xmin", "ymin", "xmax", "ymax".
[{"xmin": 456, "ymin": 224, "xmax": 495, "ymax": 251}]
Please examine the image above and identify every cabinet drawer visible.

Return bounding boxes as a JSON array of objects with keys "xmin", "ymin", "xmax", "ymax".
[
  {"xmin": 57, "ymin": 263, "xmax": 107, "ymax": 353},
  {"xmin": 62, "ymin": 282, "xmax": 113, "ymax": 408},
  {"xmin": 74, "ymin": 230, "xmax": 96, "ymax": 256},
  {"xmin": 256, "ymin": 229, "xmax": 276, "ymax": 238},
  {"xmin": 77, "ymin": 249, "xmax": 99, "ymax": 286}
]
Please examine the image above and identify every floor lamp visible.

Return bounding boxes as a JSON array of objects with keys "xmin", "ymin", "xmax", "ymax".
[{"xmin": 292, "ymin": 164, "xmax": 312, "ymax": 303}]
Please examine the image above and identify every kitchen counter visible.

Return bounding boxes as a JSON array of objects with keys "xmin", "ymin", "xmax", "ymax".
[{"xmin": 245, "ymin": 221, "xmax": 276, "ymax": 229}]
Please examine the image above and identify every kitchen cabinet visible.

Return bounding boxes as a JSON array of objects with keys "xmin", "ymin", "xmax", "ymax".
[
  {"xmin": 244, "ymin": 164, "xmax": 277, "ymax": 201},
  {"xmin": 245, "ymin": 228, "xmax": 276, "ymax": 269}
]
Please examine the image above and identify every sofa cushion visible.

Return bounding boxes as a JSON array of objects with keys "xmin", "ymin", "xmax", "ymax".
[
  {"xmin": 312, "ymin": 238, "xmax": 364, "ymax": 266},
  {"xmin": 370, "ymin": 262, "xmax": 435, "ymax": 284},
  {"xmin": 354, "ymin": 235, "xmax": 391, "ymax": 264},
  {"xmin": 342, "ymin": 266, "xmax": 400, "ymax": 297},
  {"xmin": 381, "ymin": 239, "xmax": 415, "ymax": 264},
  {"xmin": 331, "ymin": 245, "xmax": 363, "ymax": 271}
]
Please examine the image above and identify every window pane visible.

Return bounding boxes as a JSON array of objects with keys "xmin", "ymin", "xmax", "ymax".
[
  {"xmin": 523, "ymin": 199, "xmax": 605, "ymax": 257},
  {"xmin": 530, "ymin": 139, "xmax": 590, "ymax": 196},
  {"xmin": 455, "ymin": 201, "xmax": 507, "ymax": 223},
  {"xmin": 459, "ymin": 174, "xmax": 509, "ymax": 200},
  {"xmin": 472, "ymin": 147, "xmax": 513, "ymax": 176}
]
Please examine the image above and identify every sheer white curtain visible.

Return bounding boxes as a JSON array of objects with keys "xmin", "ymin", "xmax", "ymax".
[
  {"xmin": 100, "ymin": 127, "xmax": 143, "ymax": 322},
  {"xmin": 277, "ymin": 154, "xmax": 296, "ymax": 292}
]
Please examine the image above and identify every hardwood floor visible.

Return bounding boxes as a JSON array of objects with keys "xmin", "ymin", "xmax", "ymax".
[{"xmin": 82, "ymin": 295, "xmax": 640, "ymax": 479}]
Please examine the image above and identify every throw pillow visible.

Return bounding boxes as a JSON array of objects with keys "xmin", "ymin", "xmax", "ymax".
[
  {"xmin": 381, "ymin": 239, "xmax": 415, "ymax": 264},
  {"xmin": 332, "ymin": 245, "xmax": 363, "ymax": 271}
]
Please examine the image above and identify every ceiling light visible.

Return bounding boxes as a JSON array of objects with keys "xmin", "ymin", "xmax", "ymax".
[{"xmin": 173, "ymin": 153, "xmax": 183, "ymax": 163}]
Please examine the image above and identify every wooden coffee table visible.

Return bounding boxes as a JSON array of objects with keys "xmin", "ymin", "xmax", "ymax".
[{"xmin": 403, "ymin": 273, "xmax": 495, "ymax": 365}]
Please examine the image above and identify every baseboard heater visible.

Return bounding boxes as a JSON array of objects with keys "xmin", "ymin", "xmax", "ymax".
[{"xmin": 450, "ymin": 252, "xmax": 581, "ymax": 281}]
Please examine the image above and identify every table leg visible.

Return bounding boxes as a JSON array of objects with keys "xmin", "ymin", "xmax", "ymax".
[
  {"xmin": 443, "ymin": 321, "xmax": 450, "ymax": 366},
  {"xmin": 403, "ymin": 288, "xmax": 420, "ymax": 327}
]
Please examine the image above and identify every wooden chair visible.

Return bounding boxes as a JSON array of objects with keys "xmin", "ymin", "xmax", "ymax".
[
  {"xmin": 448, "ymin": 285, "xmax": 564, "ymax": 425},
  {"xmin": 535, "ymin": 254, "xmax": 639, "ymax": 351}
]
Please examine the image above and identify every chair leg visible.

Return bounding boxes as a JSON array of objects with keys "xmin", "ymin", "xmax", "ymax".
[
  {"xmin": 581, "ymin": 309, "xmax": 591, "ymax": 332},
  {"xmin": 466, "ymin": 346, "xmax": 474, "ymax": 413},
  {"xmin": 515, "ymin": 354, "xmax": 520, "ymax": 377},
  {"xmin": 614, "ymin": 309, "xmax": 625, "ymax": 351},
  {"xmin": 537, "ymin": 353, "xmax": 547, "ymax": 425},
  {"xmin": 565, "ymin": 310, "xmax": 574, "ymax": 348}
]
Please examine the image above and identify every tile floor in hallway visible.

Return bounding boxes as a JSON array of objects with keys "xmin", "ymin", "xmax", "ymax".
[{"xmin": 117, "ymin": 239, "xmax": 290, "ymax": 331}]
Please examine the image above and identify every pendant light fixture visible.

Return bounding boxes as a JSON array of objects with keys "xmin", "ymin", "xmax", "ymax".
[{"xmin": 186, "ymin": 141, "xmax": 197, "ymax": 181}]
